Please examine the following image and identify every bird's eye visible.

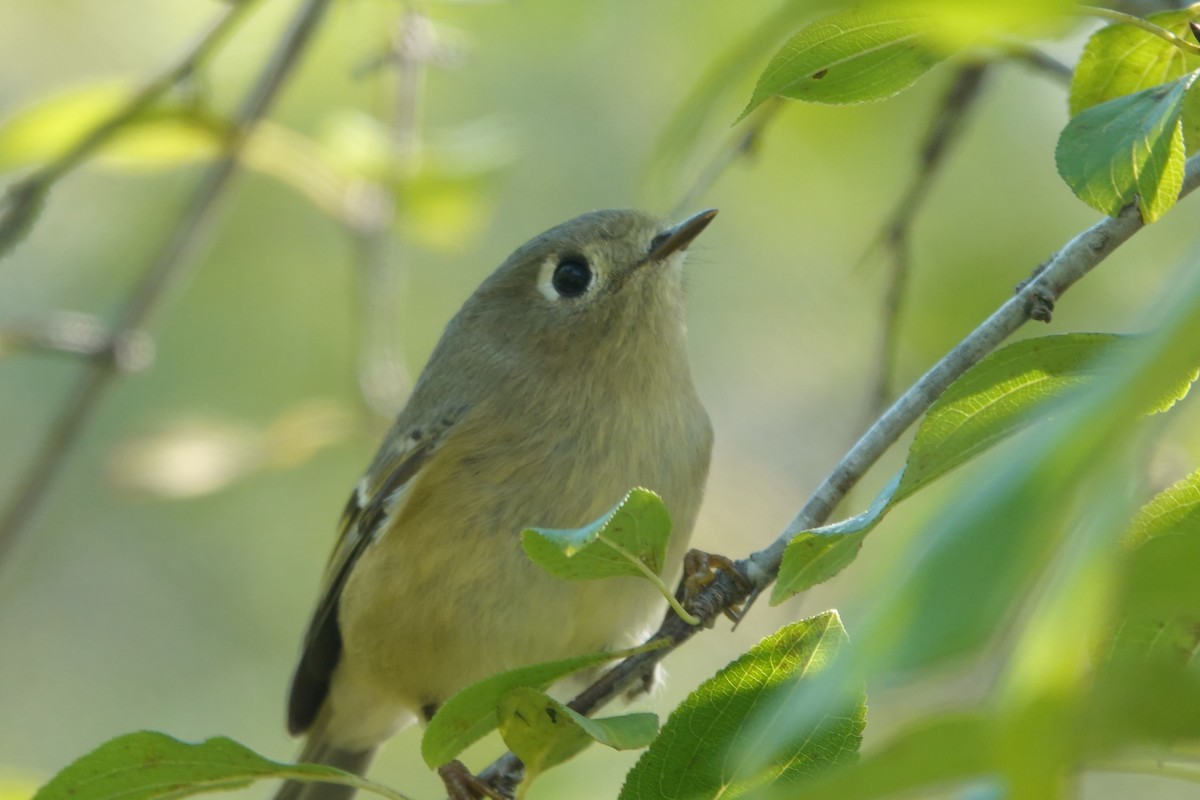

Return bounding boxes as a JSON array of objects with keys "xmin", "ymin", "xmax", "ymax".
[{"xmin": 551, "ymin": 256, "xmax": 592, "ymax": 297}]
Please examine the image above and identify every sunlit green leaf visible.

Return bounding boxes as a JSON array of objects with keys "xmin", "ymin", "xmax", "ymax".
[
  {"xmin": 1056, "ymin": 72, "xmax": 1198, "ymax": 222},
  {"xmin": 0, "ymin": 84, "xmax": 132, "ymax": 170},
  {"xmin": 0, "ymin": 84, "xmax": 222, "ymax": 172},
  {"xmin": 0, "ymin": 82, "xmax": 357, "ymax": 222},
  {"xmin": 31, "ymin": 732, "xmax": 369, "ymax": 800},
  {"xmin": 421, "ymin": 643, "xmax": 662, "ymax": 769},
  {"xmin": 1120, "ymin": 469, "xmax": 1200, "ymax": 624},
  {"xmin": 497, "ymin": 688, "xmax": 656, "ymax": 787},
  {"xmin": 522, "ymin": 488, "xmax": 671, "ymax": 581},
  {"xmin": 740, "ymin": 8, "xmax": 949, "ymax": 117},
  {"xmin": 619, "ymin": 612, "xmax": 864, "ymax": 800},
  {"xmin": 1127, "ymin": 468, "xmax": 1200, "ymax": 548},
  {"xmin": 1070, "ymin": 6, "xmax": 1200, "ymax": 154}
]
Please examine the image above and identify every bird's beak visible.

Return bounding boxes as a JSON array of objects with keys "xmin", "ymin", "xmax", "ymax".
[{"xmin": 648, "ymin": 208, "xmax": 718, "ymax": 261}]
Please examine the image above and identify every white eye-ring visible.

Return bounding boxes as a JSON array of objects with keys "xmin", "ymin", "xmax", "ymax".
[{"xmin": 537, "ymin": 254, "xmax": 594, "ymax": 301}]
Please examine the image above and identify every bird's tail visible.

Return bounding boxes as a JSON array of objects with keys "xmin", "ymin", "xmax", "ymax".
[{"xmin": 272, "ymin": 731, "xmax": 377, "ymax": 800}]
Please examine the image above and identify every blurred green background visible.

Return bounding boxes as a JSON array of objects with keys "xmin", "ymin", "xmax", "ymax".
[{"xmin": 2, "ymin": 1, "xmax": 1199, "ymax": 798}]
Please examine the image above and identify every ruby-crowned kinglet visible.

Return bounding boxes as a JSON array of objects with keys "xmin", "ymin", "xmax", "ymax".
[{"xmin": 277, "ymin": 208, "xmax": 716, "ymax": 800}]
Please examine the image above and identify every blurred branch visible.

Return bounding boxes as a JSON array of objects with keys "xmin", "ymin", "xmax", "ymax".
[
  {"xmin": 671, "ymin": 98, "xmax": 781, "ymax": 219},
  {"xmin": 0, "ymin": 312, "xmax": 152, "ymax": 370},
  {"xmin": 476, "ymin": 152, "xmax": 1200, "ymax": 796},
  {"xmin": 865, "ymin": 64, "xmax": 989, "ymax": 413},
  {"xmin": 1001, "ymin": 43, "xmax": 1074, "ymax": 85},
  {"xmin": 345, "ymin": 9, "xmax": 441, "ymax": 419},
  {"xmin": 0, "ymin": 0, "xmax": 333, "ymax": 570},
  {"xmin": 0, "ymin": 0, "xmax": 257, "ymax": 260}
]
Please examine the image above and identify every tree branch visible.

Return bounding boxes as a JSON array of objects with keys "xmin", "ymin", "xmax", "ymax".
[
  {"xmin": 669, "ymin": 98, "xmax": 781, "ymax": 219},
  {"xmin": 477, "ymin": 153, "xmax": 1200, "ymax": 794},
  {"xmin": 866, "ymin": 64, "xmax": 989, "ymax": 413},
  {"xmin": 0, "ymin": 0, "xmax": 257, "ymax": 260},
  {"xmin": 0, "ymin": 312, "xmax": 152, "ymax": 369},
  {"xmin": 345, "ymin": 8, "xmax": 442, "ymax": 419},
  {"xmin": 0, "ymin": 0, "xmax": 334, "ymax": 570}
]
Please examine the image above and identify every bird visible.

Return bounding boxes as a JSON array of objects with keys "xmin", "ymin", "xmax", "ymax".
[{"xmin": 276, "ymin": 208, "xmax": 716, "ymax": 800}]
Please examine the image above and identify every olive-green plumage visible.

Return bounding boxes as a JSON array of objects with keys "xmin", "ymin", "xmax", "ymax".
[{"xmin": 278, "ymin": 209, "xmax": 715, "ymax": 800}]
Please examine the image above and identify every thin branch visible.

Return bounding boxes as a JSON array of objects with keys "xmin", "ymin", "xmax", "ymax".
[
  {"xmin": 346, "ymin": 8, "xmax": 441, "ymax": 419},
  {"xmin": 1001, "ymin": 43, "xmax": 1074, "ymax": 85},
  {"xmin": 0, "ymin": 0, "xmax": 334, "ymax": 570},
  {"xmin": 477, "ymin": 153, "xmax": 1200, "ymax": 794},
  {"xmin": 0, "ymin": 0, "xmax": 257, "ymax": 260},
  {"xmin": 670, "ymin": 98, "xmax": 781, "ymax": 219},
  {"xmin": 0, "ymin": 312, "xmax": 152, "ymax": 369},
  {"xmin": 755, "ymin": 151, "xmax": 1200, "ymax": 575},
  {"xmin": 867, "ymin": 64, "xmax": 989, "ymax": 413}
]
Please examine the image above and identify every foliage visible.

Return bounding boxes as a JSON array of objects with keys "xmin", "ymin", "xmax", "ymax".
[{"xmin": 7, "ymin": 1, "xmax": 1200, "ymax": 799}]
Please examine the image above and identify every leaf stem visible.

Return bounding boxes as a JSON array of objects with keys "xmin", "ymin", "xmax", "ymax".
[
  {"xmin": 596, "ymin": 533, "xmax": 701, "ymax": 626},
  {"xmin": 1078, "ymin": 6, "xmax": 1200, "ymax": 57}
]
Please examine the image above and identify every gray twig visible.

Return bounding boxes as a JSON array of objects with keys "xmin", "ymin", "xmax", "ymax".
[
  {"xmin": 1001, "ymin": 43, "xmax": 1074, "ymax": 85},
  {"xmin": 346, "ymin": 8, "xmax": 444, "ymax": 419},
  {"xmin": 0, "ymin": 0, "xmax": 334, "ymax": 569},
  {"xmin": 867, "ymin": 64, "xmax": 989, "ymax": 412},
  {"xmin": 476, "ymin": 153, "xmax": 1200, "ymax": 795},
  {"xmin": 0, "ymin": 312, "xmax": 153, "ymax": 370},
  {"xmin": 670, "ymin": 98, "xmax": 781, "ymax": 219}
]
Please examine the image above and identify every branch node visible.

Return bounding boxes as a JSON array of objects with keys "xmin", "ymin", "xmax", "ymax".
[
  {"xmin": 1015, "ymin": 262, "xmax": 1056, "ymax": 323},
  {"xmin": 1089, "ymin": 229, "xmax": 1112, "ymax": 253},
  {"xmin": 108, "ymin": 331, "xmax": 156, "ymax": 373},
  {"xmin": 1026, "ymin": 287, "xmax": 1056, "ymax": 323}
]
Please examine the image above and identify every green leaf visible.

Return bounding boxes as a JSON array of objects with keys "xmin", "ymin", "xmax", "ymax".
[
  {"xmin": 0, "ymin": 83, "xmax": 352, "ymax": 220},
  {"xmin": 30, "ymin": 732, "xmax": 402, "ymax": 800},
  {"xmin": 771, "ymin": 474, "xmax": 898, "ymax": 605},
  {"xmin": 619, "ymin": 612, "xmax": 864, "ymax": 800},
  {"xmin": 741, "ymin": 8, "xmax": 949, "ymax": 117},
  {"xmin": 421, "ymin": 643, "xmax": 661, "ymax": 769},
  {"xmin": 1127, "ymin": 468, "xmax": 1200, "ymax": 548},
  {"xmin": 898, "ymin": 334, "xmax": 1144, "ymax": 501},
  {"xmin": 1055, "ymin": 71, "xmax": 1198, "ymax": 222},
  {"xmin": 772, "ymin": 334, "xmax": 1196, "ymax": 603},
  {"xmin": 1119, "ymin": 469, "xmax": 1200, "ymax": 624},
  {"xmin": 522, "ymin": 488, "xmax": 671, "ymax": 580},
  {"xmin": 1070, "ymin": 6, "xmax": 1200, "ymax": 154},
  {"xmin": 766, "ymin": 264, "xmax": 1200, "ymax": 753},
  {"xmin": 497, "ymin": 688, "xmax": 657, "ymax": 789},
  {"xmin": 0, "ymin": 84, "xmax": 219, "ymax": 172}
]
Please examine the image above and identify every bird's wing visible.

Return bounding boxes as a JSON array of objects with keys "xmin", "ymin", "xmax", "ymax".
[{"xmin": 286, "ymin": 426, "xmax": 439, "ymax": 736}]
